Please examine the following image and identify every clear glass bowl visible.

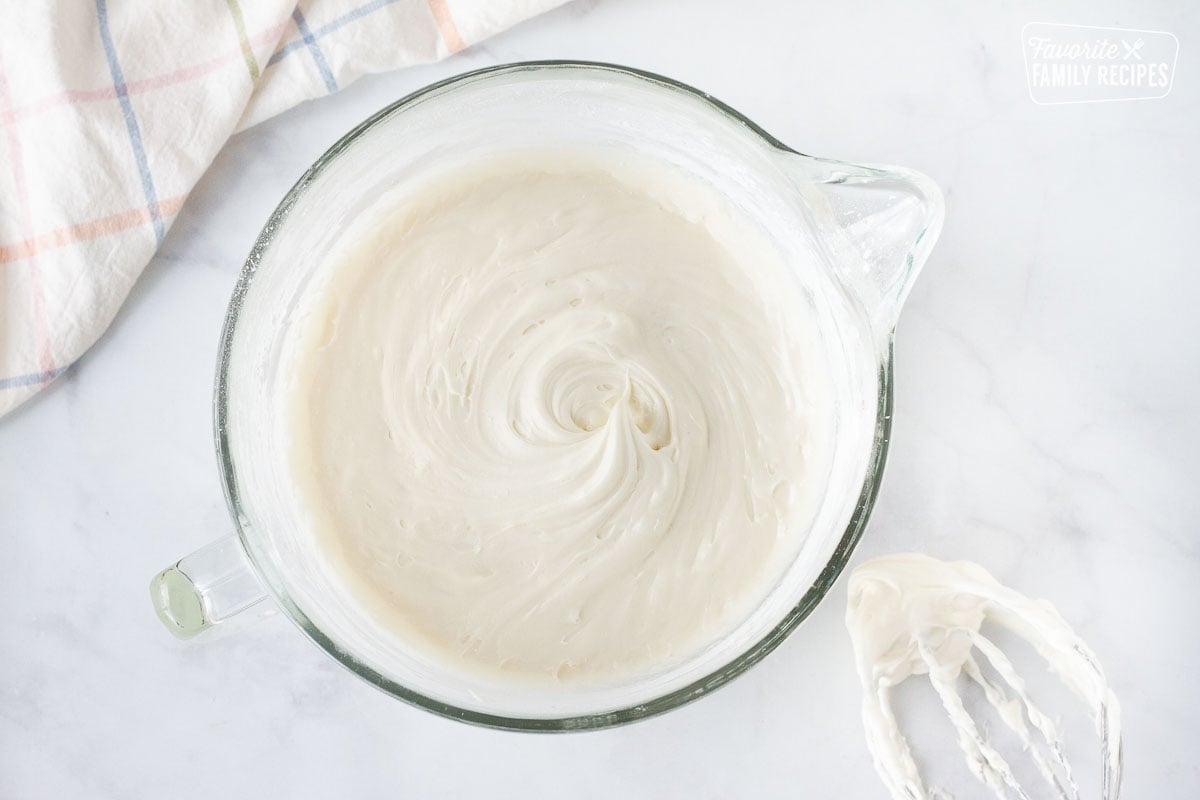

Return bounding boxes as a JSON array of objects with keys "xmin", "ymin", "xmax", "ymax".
[{"xmin": 151, "ymin": 61, "xmax": 943, "ymax": 731}]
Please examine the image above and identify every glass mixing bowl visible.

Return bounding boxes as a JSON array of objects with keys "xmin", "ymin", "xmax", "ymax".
[{"xmin": 150, "ymin": 61, "xmax": 943, "ymax": 731}]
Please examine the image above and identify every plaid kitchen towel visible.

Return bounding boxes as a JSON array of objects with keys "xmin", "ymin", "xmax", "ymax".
[{"xmin": 0, "ymin": 0, "xmax": 566, "ymax": 417}]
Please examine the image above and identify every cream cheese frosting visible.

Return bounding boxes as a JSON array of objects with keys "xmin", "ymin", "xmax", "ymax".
[
  {"xmin": 286, "ymin": 154, "xmax": 835, "ymax": 684},
  {"xmin": 846, "ymin": 553, "xmax": 1122, "ymax": 800}
]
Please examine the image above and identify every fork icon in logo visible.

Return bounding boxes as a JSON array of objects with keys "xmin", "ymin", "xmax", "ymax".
[{"xmin": 1123, "ymin": 38, "xmax": 1145, "ymax": 60}]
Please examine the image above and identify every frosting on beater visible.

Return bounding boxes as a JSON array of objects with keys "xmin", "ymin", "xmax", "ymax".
[
  {"xmin": 846, "ymin": 553, "xmax": 1122, "ymax": 800},
  {"xmin": 288, "ymin": 155, "xmax": 835, "ymax": 683}
]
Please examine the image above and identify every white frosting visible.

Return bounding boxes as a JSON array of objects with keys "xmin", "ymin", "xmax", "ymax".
[
  {"xmin": 846, "ymin": 553, "xmax": 1122, "ymax": 800},
  {"xmin": 288, "ymin": 154, "xmax": 834, "ymax": 684}
]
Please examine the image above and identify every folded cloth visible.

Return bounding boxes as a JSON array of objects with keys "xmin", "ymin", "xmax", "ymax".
[{"xmin": 0, "ymin": 0, "xmax": 567, "ymax": 417}]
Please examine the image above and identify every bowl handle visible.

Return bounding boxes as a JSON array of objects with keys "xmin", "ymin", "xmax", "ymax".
[{"xmin": 150, "ymin": 535, "xmax": 272, "ymax": 640}]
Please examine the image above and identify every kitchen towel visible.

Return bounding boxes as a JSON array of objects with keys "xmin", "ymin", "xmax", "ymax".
[{"xmin": 0, "ymin": 0, "xmax": 567, "ymax": 417}]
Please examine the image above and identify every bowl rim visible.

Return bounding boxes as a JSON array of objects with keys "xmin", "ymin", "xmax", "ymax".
[{"xmin": 213, "ymin": 60, "xmax": 893, "ymax": 732}]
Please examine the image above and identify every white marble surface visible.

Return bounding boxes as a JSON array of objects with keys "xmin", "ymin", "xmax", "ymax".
[{"xmin": 2, "ymin": 0, "xmax": 1197, "ymax": 796}]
